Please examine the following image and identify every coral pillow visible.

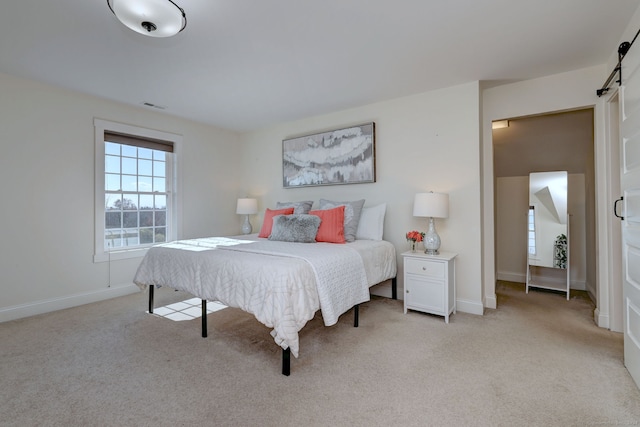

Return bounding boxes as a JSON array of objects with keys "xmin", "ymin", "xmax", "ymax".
[
  {"xmin": 258, "ymin": 207, "xmax": 295, "ymax": 238},
  {"xmin": 309, "ymin": 205, "xmax": 346, "ymax": 243}
]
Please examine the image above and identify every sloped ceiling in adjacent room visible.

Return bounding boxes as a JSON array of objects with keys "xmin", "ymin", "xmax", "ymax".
[{"xmin": 534, "ymin": 185, "xmax": 567, "ymax": 225}]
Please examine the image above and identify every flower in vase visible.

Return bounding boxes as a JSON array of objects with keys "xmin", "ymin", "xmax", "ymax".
[{"xmin": 406, "ymin": 230, "xmax": 425, "ymax": 243}]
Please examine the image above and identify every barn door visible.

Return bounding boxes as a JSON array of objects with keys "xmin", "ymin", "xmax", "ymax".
[{"xmin": 619, "ymin": 36, "xmax": 640, "ymax": 389}]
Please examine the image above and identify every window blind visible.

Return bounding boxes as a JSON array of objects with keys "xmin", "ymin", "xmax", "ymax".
[{"xmin": 104, "ymin": 131, "xmax": 174, "ymax": 153}]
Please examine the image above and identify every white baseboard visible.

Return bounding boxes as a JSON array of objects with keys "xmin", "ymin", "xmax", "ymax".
[
  {"xmin": 594, "ymin": 307, "xmax": 609, "ymax": 329},
  {"xmin": 570, "ymin": 280, "xmax": 586, "ymax": 291},
  {"xmin": 497, "ymin": 272, "xmax": 526, "ymax": 283},
  {"xmin": 0, "ymin": 283, "xmax": 139, "ymax": 323},
  {"xmin": 484, "ymin": 293, "xmax": 497, "ymax": 310},
  {"xmin": 457, "ymin": 298, "xmax": 484, "ymax": 315}
]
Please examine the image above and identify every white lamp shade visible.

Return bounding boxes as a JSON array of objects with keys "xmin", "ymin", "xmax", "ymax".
[
  {"xmin": 236, "ymin": 198, "xmax": 258, "ymax": 215},
  {"xmin": 108, "ymin": 0, "xmax": 186, "ymax": 37},
  {"xmin": 413, "ymin": 192, "xmax": 449, "ymax": 218}
]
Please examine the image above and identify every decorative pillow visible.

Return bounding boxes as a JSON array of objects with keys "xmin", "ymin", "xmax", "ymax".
[
  {"xmin": 318, "ymin": 199, "xmax": 365, "ymax": 242},
  {"xmin": 276, "ymin": 200, "xmax": 314, "ymax": 214},
  {"xmin": 356, "ymin": 203, "xmax": 387, "ymax": 240},
  {"xmin": 258, "ymin": 207, "xmax": 295, "ymax": 238},
  {"xmin": 268, "ymin": 214, "xmax": 321, "ymax": 243},
  {"xmin": 309, "ymin": 205, "xmax": 346, "ymax": 244}
]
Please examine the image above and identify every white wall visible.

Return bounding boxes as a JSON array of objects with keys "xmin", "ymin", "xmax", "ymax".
[
  {"xmin": 482, "ymin": 65, "xmax": 607, "ymax": 313},
  {"xmin": 240, "ymin": 82, "xmax": 485, "ymax": 315},
  {"xmin": 0, "ymin": 72, "xmax": 243, "ymax": 321}
]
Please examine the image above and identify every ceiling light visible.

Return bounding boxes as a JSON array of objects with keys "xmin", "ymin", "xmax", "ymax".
[
  {"xmin": 492, "ymin": 120, "xmax": 509, "ymax": 130},
  {"xmin": 107, "ymin": 0, "xmax": 187, "ymax": 38}
]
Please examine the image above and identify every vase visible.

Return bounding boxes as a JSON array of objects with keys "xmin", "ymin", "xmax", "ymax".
[{"xmin": 410, "ymin": 240, "xmax": 417, "ymax": 252}]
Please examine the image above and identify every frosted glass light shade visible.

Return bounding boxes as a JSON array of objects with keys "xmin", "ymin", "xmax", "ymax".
[
  {"xmin": 413, "ymin": 192, "xmax": 449, "ymax": 218},
  {"xmin": 107, "ymin": 0, "xmax": 187, "ymax": 37}
]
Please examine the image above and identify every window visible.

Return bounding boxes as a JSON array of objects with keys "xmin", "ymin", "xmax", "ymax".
[
  {"xmin": 104, "ymin": 137, "xmax": 169, "ymax": 249},
  {"xmin": 94, "ymin": 119, "xmax": 181, "ymax": 262},
  {"xmin": 528, "ymin": 206, "xmax": 536, "ymax": 256}
]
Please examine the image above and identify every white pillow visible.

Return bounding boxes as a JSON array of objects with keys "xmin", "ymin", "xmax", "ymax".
[{"xmin": 355, "ymin": 203, "xmax": 386, "ymax": 240}]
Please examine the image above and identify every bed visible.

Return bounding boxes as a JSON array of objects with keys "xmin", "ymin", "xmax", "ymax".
[{"xmin": 134, "ymin": 233, "xmax": 397, "ymax": 375}]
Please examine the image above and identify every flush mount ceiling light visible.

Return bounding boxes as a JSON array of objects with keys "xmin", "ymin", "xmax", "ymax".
[{"xmin": 107, "ymin": 0, "xmax": 187, "ymax": 38}]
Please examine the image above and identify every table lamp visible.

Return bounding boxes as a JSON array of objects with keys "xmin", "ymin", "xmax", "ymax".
[
  {"xmin": 236, "ymin": 198, "xmax": 258, "ymax": 234},
  {"xmin": 413, "ymin": 192, "xmax": 449, "ymax": 255}
]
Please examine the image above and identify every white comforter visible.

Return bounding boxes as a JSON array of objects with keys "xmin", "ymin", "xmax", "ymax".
[{"xmin": 133, "ymin": 236, "xmax": 390, "ymax": 357}]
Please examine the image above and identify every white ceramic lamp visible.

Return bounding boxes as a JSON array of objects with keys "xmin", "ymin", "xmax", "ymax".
[
  {"xmin": 413, "ymin": 192, "xmax": 449, "ymax": 255},
  {"xmin": 236, "ymin": 198, "xmax": 258, "ymax": 234}
]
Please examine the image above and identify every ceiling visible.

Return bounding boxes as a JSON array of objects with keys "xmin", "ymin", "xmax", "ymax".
[{"xmin": 0, "ymin": 1, "xmax": 637, "ymax": 132}]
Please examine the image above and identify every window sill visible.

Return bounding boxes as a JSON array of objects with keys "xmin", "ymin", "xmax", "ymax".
[{"xmin": 94, "ymin": 247, "xmax": 150, "ymax": 263}]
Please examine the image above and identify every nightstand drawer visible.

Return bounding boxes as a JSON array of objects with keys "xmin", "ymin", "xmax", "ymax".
[{"xmin": 405, "ymin": 258, "xmax": 445, "ymax": 278}]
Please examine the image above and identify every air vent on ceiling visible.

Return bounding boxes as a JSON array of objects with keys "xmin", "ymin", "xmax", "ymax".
[{"xmin": 141, "ymin": 102, "xmax": 167, "ymax": 110}]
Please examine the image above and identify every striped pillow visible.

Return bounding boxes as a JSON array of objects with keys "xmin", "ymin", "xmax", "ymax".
[
  {"xmin": 309, "ymin": 205, "xmax": 345, "ymax": 243},
  {"xmin": 318, "ymin": 199, "xmax": 365, "ymax": 242}
]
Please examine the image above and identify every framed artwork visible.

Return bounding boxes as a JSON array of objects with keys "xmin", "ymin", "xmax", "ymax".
[{"xmin": 282, "ymin": 122, "xmax": 376, "ymax": 188}]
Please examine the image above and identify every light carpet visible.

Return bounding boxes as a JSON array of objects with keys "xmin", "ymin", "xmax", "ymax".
[{"xmin": 1, "ymin": 281, "xmax": 639, "ymax": 426}]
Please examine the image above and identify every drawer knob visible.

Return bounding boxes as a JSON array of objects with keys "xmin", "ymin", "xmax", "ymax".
[{"xmin": 422, "ymin": 267, "xmax": 427, "ymax": 270}]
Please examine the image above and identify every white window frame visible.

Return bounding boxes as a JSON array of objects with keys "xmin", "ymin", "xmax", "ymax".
[{"xmin": 94, "ymin": 118, "xmax": 182, "ymax": 262}]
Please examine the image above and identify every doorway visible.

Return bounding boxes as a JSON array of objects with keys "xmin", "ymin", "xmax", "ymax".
[{"xmin": 493, "ymin": 109, "xmax": 596, "ymax": 302}]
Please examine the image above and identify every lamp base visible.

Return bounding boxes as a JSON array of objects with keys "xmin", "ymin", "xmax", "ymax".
[
  {"xmin": 241, "ymin": 215, "xmax": 252, "ymax": 235},
  {"xmin": 423, "ymin": 217, "xmax": 441, "ymax": 255}
]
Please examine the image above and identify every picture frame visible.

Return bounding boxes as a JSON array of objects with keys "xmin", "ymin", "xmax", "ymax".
[{"xmin": 282, "ymin": 122, "xmax": 376, "ymax": 188}]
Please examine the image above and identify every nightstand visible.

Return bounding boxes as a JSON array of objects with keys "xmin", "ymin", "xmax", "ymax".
[{"xmin": 402, "ymin": 251, "xmax": 457, "ymax": 323}]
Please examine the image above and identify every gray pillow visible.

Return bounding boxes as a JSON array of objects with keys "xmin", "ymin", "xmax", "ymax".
[
  {"xmin": 318, "ymin": 199, "xmax": 365, "ymax": 242},
  {"xmin": 268, "ymin": 214, "xmax": 321, "ymax": 243},
  {"xmin": 276, "ymin": 200, "xmax": 314, "ymax": 214}
]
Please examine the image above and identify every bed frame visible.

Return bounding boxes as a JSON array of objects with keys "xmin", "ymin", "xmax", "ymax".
[{"xmin": 147, "ymin": 277, "xmax": 397, "ymax": 376}]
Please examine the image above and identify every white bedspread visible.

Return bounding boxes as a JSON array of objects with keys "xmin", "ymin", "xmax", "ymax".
[
  {"xmin": 133, "ymin": 237, "xmax": 381, "ymax": 357},
  {"xmin": 217, "ymin": 239, "xmax": 370, "ymax": 326}
]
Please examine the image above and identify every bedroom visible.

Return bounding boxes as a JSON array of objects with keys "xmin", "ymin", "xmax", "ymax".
[{"xmin": 1, "ymin": 0, "xmax": 640, "ymax": 421}]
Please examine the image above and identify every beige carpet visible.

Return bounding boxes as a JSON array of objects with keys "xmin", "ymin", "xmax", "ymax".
[{"xmin": 1, "ymin": 281, "xmax": 639, "ymax": 427}]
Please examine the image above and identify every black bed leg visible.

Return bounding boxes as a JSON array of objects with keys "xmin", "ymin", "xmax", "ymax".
[
  {"xmin": 201, "ymin": 300, "xmax": 208, "ymax": 338},
  {"xmin": 282, "ymin": 347, "xmax": 291, "ymax": 376},
  {"xmin": 354, "ymin": 304, "xmax": 359, "ymax": 327},
  {"xmin": 148, "ymin": 285, "xmax": 154, "ymax": 314},
  {"xmin": 392, "ymin": 276, "xmax": 397, "ymax": 300}
]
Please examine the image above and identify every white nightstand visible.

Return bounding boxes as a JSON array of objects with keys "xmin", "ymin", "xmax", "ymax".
[{"xmin": 402, "ymin": 251, "xmax": 457, "ymax": 323}]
